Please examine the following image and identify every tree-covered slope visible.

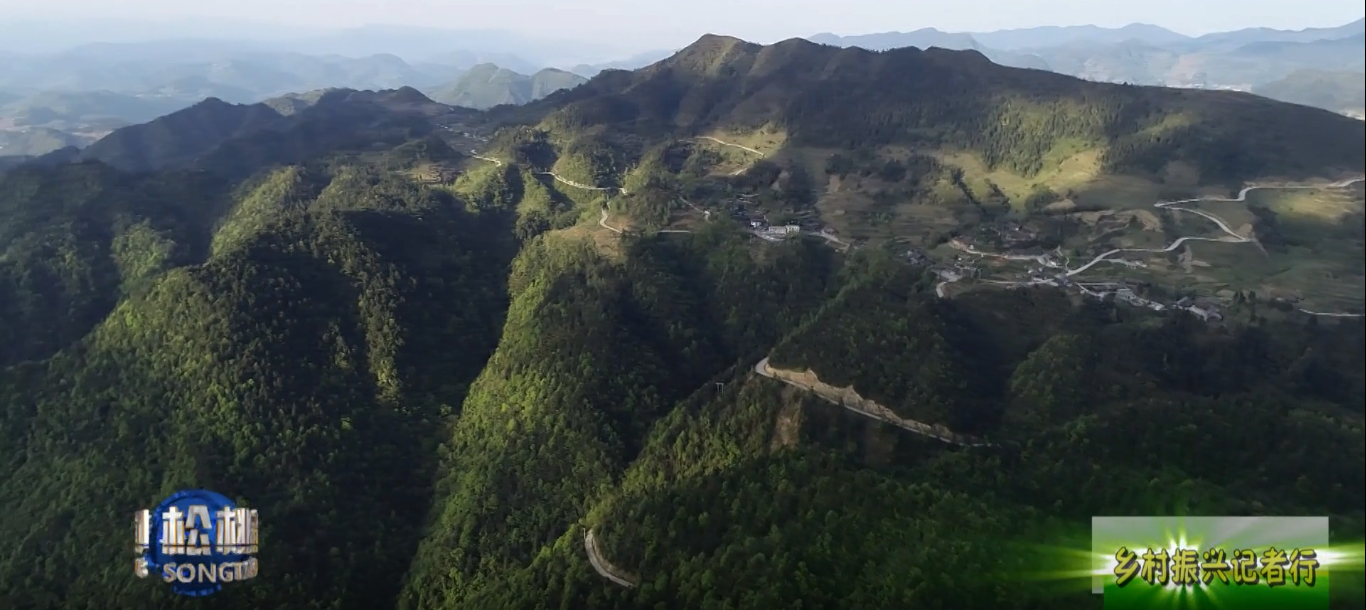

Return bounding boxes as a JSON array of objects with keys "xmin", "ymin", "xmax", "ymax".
[
  {"xmin": 2, "ymin": 149, "xmax": 1363, "ymax": 609},
  {"xmin": 425, "ymin": 64, "xmax": 588, "ymax": 110},
  {"xmin": 79, "ymin": 88, "xmax": 451, "ymax": 175},
  {"xmin": 388, "ymin": 251, "xmax": 1362, "ymax": 610},
  {"xmin": 78, "ymin": 97, "xmax": 289, "ymax": 172},
  {"xmin": 399, "ymin": 227, "xmax": 841, "ymax": 609},
  {"xmin": 0, "ymin": 163, "xmax": 517, "ymax": 610},
  {"xmin": 519, "ymin": 257, "xmax": 1364, "ymax": 610},
  {"xmin": 0, "ymin": 161, "xmax": 230, "ymax": 367},
  {"xmin": 492, "ymin": 34, "xmax": 1364, "ymax": 185}
]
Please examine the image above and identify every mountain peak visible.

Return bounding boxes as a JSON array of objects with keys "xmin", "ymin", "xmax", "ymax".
[
  {"xmin": 386, "ymin": 86, "xmax": 436, "ymax": 104},
  {"xmin": 689, "ymin": 33, "xmax": 749, "ymax": 48},
  {"xmin": 770, "ymin": 37, "xmax": 823, "ymax": 51},
  {"xmin": 675, "ymin": 33, "xmax": 758, "ymax": 59},
  {"xmin": 664, "ymin": 34, "xmax": 765, "ymax": 76}
]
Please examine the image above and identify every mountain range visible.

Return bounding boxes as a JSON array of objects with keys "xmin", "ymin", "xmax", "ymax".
[
  {"xmin": 810, "ymin": 18, "xmax": 1365, "ymax": 90},
  {"xmin": 2, "ymin": 30, "xmax": 1364, "ymax": 610},
  {"xmin": 494, "ymin": 34, "xmax": 1361, "ymax": 189},
  {"xmin": 4, "ymin": 17, "xmax": 1362, "ymax": 161},
  {"xmin": 0, "ymin": 61, "xmax": 584, "ymax": 157},
  {"xmin": 1254, "ymin": 69, "xmax": 1366, "ymax": 117}
]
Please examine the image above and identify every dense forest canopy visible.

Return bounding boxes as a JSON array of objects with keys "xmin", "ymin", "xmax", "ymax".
[{"xmin": 1, "ymin": 41, "xmax": 1364, "ymax": 610}]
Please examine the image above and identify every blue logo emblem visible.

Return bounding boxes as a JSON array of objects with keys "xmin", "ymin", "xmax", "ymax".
[{"xmin": 133, "ymin": 489, "xmax": 260, "ymax": 596}]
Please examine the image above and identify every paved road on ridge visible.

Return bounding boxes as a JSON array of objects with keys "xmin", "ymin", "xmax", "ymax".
[{"xmin": 470, "ymin": 149, "xmax": 628, "ymax": 194}]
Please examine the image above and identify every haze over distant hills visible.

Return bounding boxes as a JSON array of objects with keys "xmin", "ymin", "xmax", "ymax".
[
  {"xmin": 2, "ymin": 16, "xmax": 1362, "ymax": 161},
  {"xmin": 0, "ymin": 20, "xmax": 628, "ymax": 64},
  {"xmin": 0, "ymin": 55, "xmax": 582, "ymax": 156},
  {"xmin": 809, "ymin": 18, "xmax": 1365, "ymax": 97},
  {"xmin": 1255, "ymin": 69, "xmax": 1366, "ymax": 117}
]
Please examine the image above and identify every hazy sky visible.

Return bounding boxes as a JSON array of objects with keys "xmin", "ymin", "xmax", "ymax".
[{"xmin": 5, "ymin": 0, "xmax": 1363, "ymax": 49}]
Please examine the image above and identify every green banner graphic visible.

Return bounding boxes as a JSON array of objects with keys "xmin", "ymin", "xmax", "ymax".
[{"xmin": 1092, "ymin": 516, "xmax": 1329, "ymax": 610}]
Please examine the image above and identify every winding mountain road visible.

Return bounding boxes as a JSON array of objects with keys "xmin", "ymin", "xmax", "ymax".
[
  {"xmin": 694, "ymin": 136, "xmax": 766, "ymax": 175},
  {"xmin": 1065, "ymin": 178, "xmax": 1364, "ymax": 278},
  {"xmin": 469, "ymin": 149, "xmax": 628, "ymax": 194},
  {"xmin": 469, "ymin": 151, "xmax": 504, "ymax": 166},
  {"xmin": 584, "ymin": 529, "xmax": 636, "ymax": 588},
  {"xmin": 696, "ymin": 136, "xmax": 765, "ymax": 157},
  {"xmin": 538, "ymin": 171, "xmax": 628, "ymax": 194},
  {"xmin": 479, "ymin": 142, "xmax": 1361, "ymax": 316},
  {"xmin": 949, "ymin": 177, "xmax": 1365, "ymax": 316},
  {"xmin": 598, "ymin": 208, "xmax": 623, "ymax": 234}
]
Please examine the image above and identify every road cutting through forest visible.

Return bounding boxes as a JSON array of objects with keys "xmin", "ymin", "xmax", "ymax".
[
  {"xmin": 753, "ymin": 357, "xmax": 991, "ymax": 447},
  {"xmin": 584, "ymin": 529, "xmax": 636, "ymax": 588}
]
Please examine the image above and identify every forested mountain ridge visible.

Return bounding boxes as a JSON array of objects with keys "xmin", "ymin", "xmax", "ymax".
[
  {"xmin": 424, "ymin": 64, "xmax": 588, "ymax": 110},
  {"xmin": 1, "ymin": 37, "xmax": 1364, "ymax": 610},
  {"xmin": 1, "ymin": 158, "xmax": 519, "ymax": 609},
  {"xmin": 491, "ymin": 34, "xmax": 1362, "ymax": 189},
  {"xmin": 402, "ymin": 243, "xmax": 1364, "ymax": 610},
  {"xmin": 78, "ymin": 87, "xmax": 456, "ymax": 174}
]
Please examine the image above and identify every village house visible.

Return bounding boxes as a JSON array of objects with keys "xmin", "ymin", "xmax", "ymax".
[{"xmin": 904, "ymin": 249, "xmax": 931, "ymax": 266}]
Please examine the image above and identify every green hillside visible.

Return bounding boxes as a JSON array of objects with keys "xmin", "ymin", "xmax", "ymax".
[
  {"xmin": 1, "ymin": 161, "xmax": 518, "ymax": 610},
  {"xmin": 1, "ymin": 37, "xmax": 1364, "ymax": 610},
  {"xmin": 424, "ymin": 64, "xmax": 588, "ymax": 110},
  {"xmin": 492, "ymin": 35, "xmax": 1362, "ymax": 187},
  {"xmin": 80, "ymin": 88, "xmax": 451, "ymax": 176}
]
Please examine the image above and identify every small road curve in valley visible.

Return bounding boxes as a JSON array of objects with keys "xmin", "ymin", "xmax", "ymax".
[
  {"xmin": 469, "ymin": 150, "xmax": 629, "ymax": 194},
  {"xmin": 599, "ymin": 208, "xmax": 623, "ymax": 234},
  {"xmin": 537, "ymin": 171, "xmax": 629, "ymax": 195},
  {"xmin": 694, "ymin": 136, "xmax": 765, "ymax": 175},
  {"xmin": 585, "ymin": 528, "xmax": 636, "ymax": 588},
  {"xmin": 696, "ymin": 136, "xmax": 765, "ymax": 157},
  {"xmin": 469, "ymin": 150, "xmax": 504, "ymax": 166},
  {"xmin": 599, "ymin": 208, "xmax": 692, "ymax": 235},
  {"xmin": 754, "ymin": 357, "xmax": 992, "ymax": 447},
  {"xmin": 1065, "ymin": 177, "xmax": 1365, "ymax": 278},
  {"xmin": 814, "ymin": 230, "xmax": 852, "ymax": 250}
]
